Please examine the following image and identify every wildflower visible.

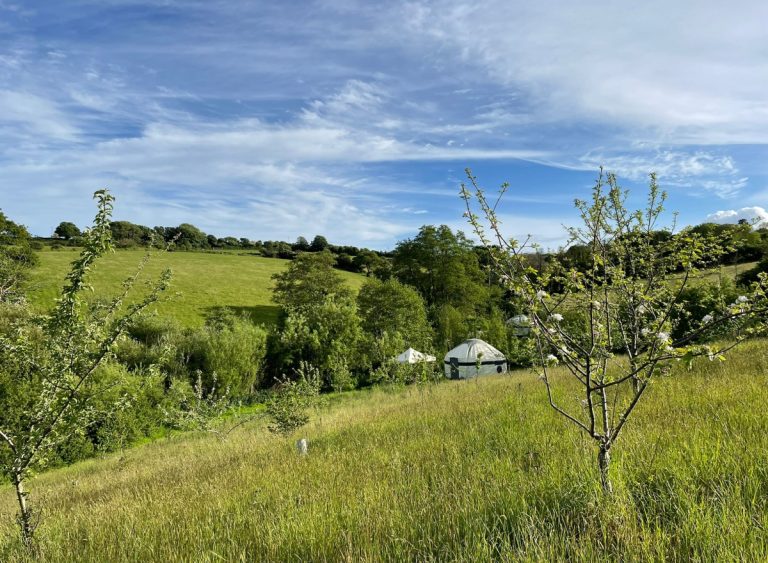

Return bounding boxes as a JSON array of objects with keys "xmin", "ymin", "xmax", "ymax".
[
  {"xmin": 550, "ymin": 313, "xmax": 564, "ymax": 322},
  {"xmin": 737, "ymin": 295, "xmax": 749, "ymax": 303},
  {"xmin": 536, "ymin": 290, "xmax": 548, "ymax": 300},
  {"xmin": 657, "ymin": 332, "xmax": 670, "ymax": 343},
  {"xmin": 702, "ymin": 314, "xmax": 713, "ymax": 324},
  {"xmin": 637, "ymin": 304, "xmax": 646, "ymax": 314}
]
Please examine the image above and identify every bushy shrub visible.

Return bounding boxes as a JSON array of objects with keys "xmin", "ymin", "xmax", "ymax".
[
  {"xmin": 127, "ymin": 316, "xmax": 180, "ymax": 346},
  {"xmin": 118, "ymin": 315, "xmax": 268, "ymax": 400},
  {"xmin": 202, "ymin": 318, "xmax": 268, "ymax": 397}
]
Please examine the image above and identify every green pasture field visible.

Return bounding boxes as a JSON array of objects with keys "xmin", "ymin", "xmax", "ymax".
[
  {"xmin": 26, "ymin": 248, "xmax": 366, "ymax": 327},
  {"xmin": 2, "ymin": 339, "xmax": 767, "ymax": 561}
]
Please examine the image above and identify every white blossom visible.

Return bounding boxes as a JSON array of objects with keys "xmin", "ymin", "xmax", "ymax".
[
  {"xmin": 545, "ymin": 354, "xmax": 558, "ymax": 365},
  {"xmin": 536, "ymin": 290, "xmax": 548, "ymax": 300},
  {"xmin": 702, "ymin": 314, "xmax": 713, "ymax": 324},
  {"xmin": 641, "ymin": 328, "xmax": 650, "ymax": 336},
  {"xmin": 592, "ymin": 301, "xmax": 602, "ymax": 310},
  {"xmin": 637, "ymin": 304, "xmax": 646, "ymax": 314},
  {"xmin": 737, "ymin": 295, "xmax": 749, "ymax": 303},
  {"xmin": 657, "ymin": 332, "xmax": 670, "ymax": 343},
  {"xmin": 550, "ymin": 313, "xmax": 564, "ymax": 322}
]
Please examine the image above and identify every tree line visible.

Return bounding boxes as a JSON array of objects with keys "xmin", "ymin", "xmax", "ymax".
[{"xmin": 47, "ymin": 219, "xmax": 392, "ymax": 276}]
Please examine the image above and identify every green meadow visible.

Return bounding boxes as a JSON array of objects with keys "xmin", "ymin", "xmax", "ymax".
[
  {"xmin": 1, "ymin": 339, "xmax": 767, "ymax": 561},
  {"xmin": 26, "ymin": 248, "xmax": 366, "ymax": 327}
]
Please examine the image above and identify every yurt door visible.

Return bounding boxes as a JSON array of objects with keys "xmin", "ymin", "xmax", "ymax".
[{"xmin": 449, "ymin": 357, "xmax": 460, "ymax": 380}]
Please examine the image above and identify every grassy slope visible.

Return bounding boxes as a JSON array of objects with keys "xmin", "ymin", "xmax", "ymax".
[
  {"xmin": 26, "ymin": 249, "xmax": 366, "ymax": 327},
  {"xmin": 2, "ymin": 340, "xmax": 767, "ymax": 561}
]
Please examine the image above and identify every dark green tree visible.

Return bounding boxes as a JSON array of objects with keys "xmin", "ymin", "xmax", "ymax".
[
  {"xmin": 353, "ymin": 249, "xmax": 390, "ymax": 278},
  {"xmin": 53, "ymin": 221, "xmax": 81, "ymax": 240},
  {"xmin": 109, "ymin": 221, "xmax": 152, "ymax": 247},
  {"xmin": 293, "ymin": 236, "xmax": 310, "ymax": 251},
  {"xmin": 272, "ymin": 251, "xmax": 351, "ymax": 311},
  {"xmin": 0, "ymin": 211, "xmax": 37, "ymax": 302},
  {"xmin": 392, "ymin": 225, "xmax": 489, "ymax": 313},
  {"xmin": 357, "ymin": 278, "xmax": 432, "ymax": 350},
  {"xmin": 309, "ymin": 235, "xmax": 329, "ymax": 252}
]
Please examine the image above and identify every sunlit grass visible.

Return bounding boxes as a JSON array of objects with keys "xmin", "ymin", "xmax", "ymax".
[
  {"xmin": 2, "ymin": 340, "xmax": 767, "ymax": 561},
  {"xmin": 26, "ymin": 249, "xmax": 366, "ymax": 327}
]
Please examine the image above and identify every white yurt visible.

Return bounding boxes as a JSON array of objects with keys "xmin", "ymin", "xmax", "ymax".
[
  {"xmin": 507, "ymin": 314, "xmax": 531, "ymax": 337},
  {"xmin": 443, "ymin": 338, "xmax": 508, "ymax": 380},
  {"xmin": 394, "ymin": 348, "xmax": 436, "ymax": 364}
]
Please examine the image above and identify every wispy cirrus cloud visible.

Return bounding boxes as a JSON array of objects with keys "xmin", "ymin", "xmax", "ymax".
[{"xmin": 0, "ymin": 0, "xmax": 766, "ymax": 247}]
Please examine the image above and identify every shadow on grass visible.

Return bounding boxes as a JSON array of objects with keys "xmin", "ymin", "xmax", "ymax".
[{"xmin": 203, "ymin": 305, "xmax": 281, "ymax": 326}]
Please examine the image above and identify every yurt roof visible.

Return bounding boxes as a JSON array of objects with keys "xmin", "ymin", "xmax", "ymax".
[
  {"xmin": 395, "ymin": 348, "xmax": 436, "ymax": 363},
  {"xmin": 507, "ymin": 314, "xmax": 529, "ymax": 326},
  {"xmin": 444, "ymin": 338, "xmax": 506, "ymax": 362}
]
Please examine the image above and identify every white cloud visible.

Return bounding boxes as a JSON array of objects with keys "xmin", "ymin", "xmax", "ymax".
[
  {"xmin": 705, "ymin": 207, "xmax": 768, "ymax": 227},
  {"xmin": 564, "ymin": 149, "xmax": 749, "ymax": 198},
  {"xmin": 0, "ymin": 90, "xmax": 79, "ymax": 141},
  {"xmin": 407, "ymin": 0, "xmax": 768, "ymax": 145}
]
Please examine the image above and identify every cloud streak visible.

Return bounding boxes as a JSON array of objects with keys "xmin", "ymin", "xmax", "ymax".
[{"xmin": 0, "ymin": 0, "xmax": 766, "ymax": 247}]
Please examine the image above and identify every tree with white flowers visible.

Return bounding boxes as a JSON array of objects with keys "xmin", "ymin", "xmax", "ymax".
[
  {"xmin": 462, "ymin": 169, "xmax": 768, "ymax": 493},
  {"xmin": 0, "ymin": 191, "xmax": 171, "ymax": 547}
]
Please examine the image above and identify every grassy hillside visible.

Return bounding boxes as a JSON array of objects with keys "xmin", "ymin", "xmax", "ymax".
[
  {"xmin": 26, "ymin": 249, "xmax": 366, "ymax": 327},
  {"xmin": 2, "ymin": 340, "xmax": 767, "ymax": 561}
]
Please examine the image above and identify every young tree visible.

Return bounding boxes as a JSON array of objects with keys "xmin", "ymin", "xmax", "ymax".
[
  {"xmin": 265, "ymin": 363, "xmax": 322, "ymax": 436},
  {"xmin": 0, "ymin": 191, "xmax": 171, "ymax": 546},
  {"xmin": 462, "ymin": 169, "xmax": 768, "ymax": 493}
]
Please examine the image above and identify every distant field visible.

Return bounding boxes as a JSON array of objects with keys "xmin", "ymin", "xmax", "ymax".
[
  {"xmin": 27, "ymin": 249, "xmax": 366, "ymax": 327},
  {"xmin": 1, "ymin": 339, "xmax": 767, "ymax": 560}
]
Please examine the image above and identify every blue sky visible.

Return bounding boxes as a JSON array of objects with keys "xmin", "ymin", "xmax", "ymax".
[{"xmin": 1, "ymin": 0, "xmax": 767, "ymax": 249}]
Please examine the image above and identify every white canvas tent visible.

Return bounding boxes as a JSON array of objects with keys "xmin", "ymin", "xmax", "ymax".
[
  {"xmin": 444, "ymin": 338, "xmax": 507, "ymax": 380},
  {"xmin": 507, "ymin": 314, "xmax": 531, "ymax": 337},
  {"xmin": 395, "ymin": 347, "xmax": 436, "ymax": 364}
]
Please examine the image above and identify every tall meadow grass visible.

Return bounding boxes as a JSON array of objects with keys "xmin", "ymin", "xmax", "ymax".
[{"xmin": 1, "ymin": 341, "xmax": 767, "ymax": 561}]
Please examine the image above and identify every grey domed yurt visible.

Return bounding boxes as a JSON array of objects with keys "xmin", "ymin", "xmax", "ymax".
[{"xmin": 443, "ymin": 338, "xmax": 507, "ymax": 380}]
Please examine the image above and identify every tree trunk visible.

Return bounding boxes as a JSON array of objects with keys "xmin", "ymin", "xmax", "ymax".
[
  {"xmin": 598, "ymin": 444, "xmax": 613, "ymax": 494},
  {"xmin": 13, "ymin": 473, "xmax": 34, "ymax": 547}
]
